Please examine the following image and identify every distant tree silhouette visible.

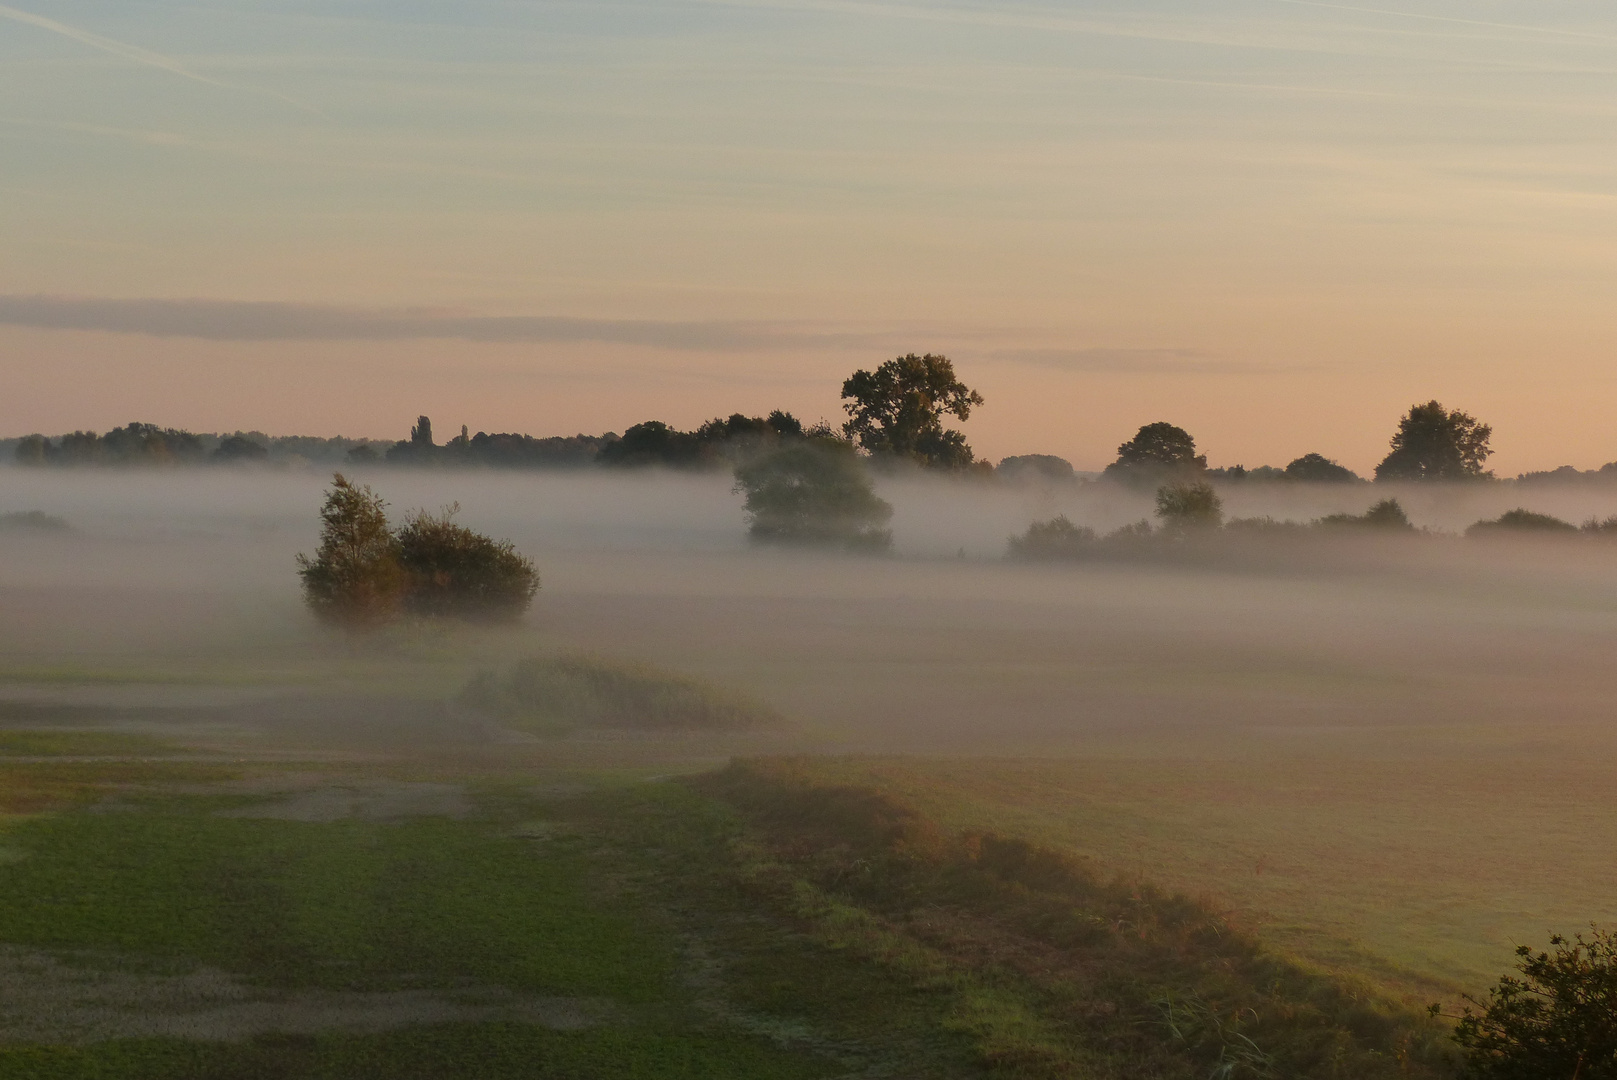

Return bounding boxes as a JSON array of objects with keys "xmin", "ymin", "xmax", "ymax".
[
  {"xmin": 1103, "ymin": 423, "xmax": 1207, "ymax": 486},
  {"xmin": 295, "ymin": 474, "xmax": 406, "ymax": 628},
  {"xmin": 840, "ymin": 354, "xmax": 983, "ymax": 469},
  {"xmin": 1375, "ymin": 401, "xmax": 1493, "ymax": 482},
  {"xmin": 212, "ymin": 434, "xmax": 268, "ymax": 463},
  {"xmin": 1285, "ymin": 453, "xmax": 1360, "ymax": 483}
]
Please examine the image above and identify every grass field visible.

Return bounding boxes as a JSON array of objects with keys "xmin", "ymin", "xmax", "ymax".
[{"xmin": 0, "ymin": 727, "xmax": 1459, "ymax": 1079}]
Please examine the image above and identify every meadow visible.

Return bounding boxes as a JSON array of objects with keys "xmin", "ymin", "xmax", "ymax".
[{"xmin": 2, "ymin": 467, "xmax": 1616, "ymax": 1075}]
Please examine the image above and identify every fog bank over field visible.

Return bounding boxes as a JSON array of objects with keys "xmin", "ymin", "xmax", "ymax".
[{"xmin": 2, "ymin": 468, "xmax": 1617, "ymax": 753}]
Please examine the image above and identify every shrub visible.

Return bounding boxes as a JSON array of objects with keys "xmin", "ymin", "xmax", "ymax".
[
  {"xmin": 1317, "ymin": 498, "xmax": 1415, "ymax": 530},
  {"xmin": 394, "ymin": 505, "xmax": 539, "ymax": 622},
  {"xmin": 1155, "ymin": 481, "xmax": 1223, "ymax": 532},
  {"xmin": 1007, "ymin": 515, "xmax": 1095, "ymax": 560},
  {"xmin": 1466, "ymin": 509, "xmax": 1578, "ymax": 537},
  {"xmin": 734, "ymin": 439, "xmax": 893, "ymax": 551},
  {"xmin": 295, "ymin": 474, "xmax": 406, "ymax": 628},
  {"xmin": 460, "ymin": 654, "xmax": 781, "ymax": 733}
]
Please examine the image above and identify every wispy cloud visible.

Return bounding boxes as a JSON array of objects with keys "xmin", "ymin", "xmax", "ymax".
[
  {"xmin": 0, "ymin": 295, "xmax": 896, "ymax": 351},
  {"xmin": 985, "ymin": 347, "xmax": 1273, "ymax": 375}
]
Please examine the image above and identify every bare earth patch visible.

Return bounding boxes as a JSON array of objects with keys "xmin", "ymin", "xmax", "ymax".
[{"xmin": 0, "ymin": 946, "xmax": 608, "ymax": 1044}]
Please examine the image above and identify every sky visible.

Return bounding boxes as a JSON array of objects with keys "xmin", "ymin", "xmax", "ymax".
[{"xmin": 3, "ymin": 0, "xmax": 1617, "ymax": 474}]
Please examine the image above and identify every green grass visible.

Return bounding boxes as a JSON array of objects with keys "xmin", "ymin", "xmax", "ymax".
[
  {"xmin": 0, "ymin": 731, "xmax": 179, "ymax": 757},
  {"xmin": 0, "ymin": 799, "xmax": 669, "ymax": 999},
  {"xmin": 0, "ymin": 1025, "xmax": 835, "ymax": 1080},
  {"xmin": 0, "ymin": 752, "xmax": 1469, "ymax": 1079},
  {"xmin": 689, "ymin": 759, "xmax": 1458, "ymax": 1080}
]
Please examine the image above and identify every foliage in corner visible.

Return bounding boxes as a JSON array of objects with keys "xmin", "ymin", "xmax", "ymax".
[{"xmin": 1448, "ymin": 928, "xmax": 1617, "ymax": 1079}]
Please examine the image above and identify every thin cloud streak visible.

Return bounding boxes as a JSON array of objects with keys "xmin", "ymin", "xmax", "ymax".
[
  {"xmin": 0, "ymin": 296, "xmax": 900, "ymax": 351},
  {"xmin": 0, "ymin": 3, "xmax": 323, "ymax": 114},
  {"xmin": 985, "ymin": 348, "xmax": 1276, "ymax": 375}
]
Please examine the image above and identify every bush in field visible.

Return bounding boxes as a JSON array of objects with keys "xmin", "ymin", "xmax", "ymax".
[
  {"xmin": 298, "ymin": 475, "xmax": 538, "ymax": 628},
  {"xmin": 1155, "ymin": 481, "xmax": 1223, "ymax": 532},
  {"xmin": 1007, "ymin": 515, "xmax": 1096, "ymax": 559},
  {"xmin": 1448, "ymin": 928, "xmax": 1617, "ymax": 1079},
  {"xmin": 1466, "ymin": 509, "xmax": 1578, "ymax": 537},
  {"xmin": 734, "ymin": 438, "xmax": 893, "ymax": 551},
  {"xmin": 1583, "ymin": 515, "xmax": 1617, "ymax": 537},
  {"xmin": 460, "ymin": 654, "xmax": 781, "ymax": 733},
  {"xmin": 1317, "ymin": 498, "xmax": 1415, "ymax": 531},
  {"xmin": 295, "ymin": 474, "xmax": 406, "ymax": 628},
  {"xmin": 395, "ymin": 504, "xmax": 539, "ymax": 621}
]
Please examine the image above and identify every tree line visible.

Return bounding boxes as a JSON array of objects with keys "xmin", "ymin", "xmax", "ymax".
[{"xmin": 20, "ymin": 354, "xmax": 1609, "ymax": 485}]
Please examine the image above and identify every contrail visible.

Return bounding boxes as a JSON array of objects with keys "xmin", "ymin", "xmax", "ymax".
[{"xmin": 0, "ymin": 3, "xmax": 323, "ymax": 114}]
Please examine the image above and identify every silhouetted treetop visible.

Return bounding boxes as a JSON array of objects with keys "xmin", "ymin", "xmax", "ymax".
[
  {"xmin": 1102, "ymin": 422, "xmax": 1207, "ymax": 486},
  {"xmin": 1374, "ymin": 401, "xmax": 1493, "ymax": 482},
  {"xmin": 840, "ymin": 354, "xmax": 983, "ymax": 470},
  {"xmin": 1285, "ymin": 453, "xmax": 1361, "ymax": 483}
]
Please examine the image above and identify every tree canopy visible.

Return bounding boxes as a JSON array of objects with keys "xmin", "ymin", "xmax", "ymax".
[
  {"xmin": 295, "ymin": 474, "xmax": 406, "ymax": 628},
  {"xmin": 1285, "ymin": 453, "xmax": 1360, "ymax": 483},
  {"xmin": 1374, "ymin": 401, "xmax": 1493, "ymax": 482},
  {"xmin": 733, "ymin": 437, "xmax": 893, "ymax": 551},
  {"xmin": 1154, "ymin": 481, "xmax": 1223, "ymax": 532},
  {"xmin": 1449, "ymin": 928, "xmax": 1617, "ymax": 1079},
  {"xmin": 840, "ymin": 354, "xmax": 984, "ymax": 469},
  {"xmin": 1102, "ymin": 422, "xmax": 1207, "ymax": 486},
  {"xmin": 395, "ymin": 504, "xmax": 539, "ymax": 621},
  {"xmin": 296, "ymin": 475, "xmax": 539, "ymax": 628}
]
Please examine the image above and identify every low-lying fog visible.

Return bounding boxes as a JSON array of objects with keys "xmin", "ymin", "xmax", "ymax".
[{"xmin": 3, "ymin": 465, "xmax": 1617, "ymax": 754}]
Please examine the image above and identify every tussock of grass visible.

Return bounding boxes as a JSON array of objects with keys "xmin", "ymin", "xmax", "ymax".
[
  {"xmin": 693, "ymin": 759, "xmax": 1460, "ymax": 1079},
  {"xmin": 461, "ymin": 655, "xmax": 782, "ymax": 734}
]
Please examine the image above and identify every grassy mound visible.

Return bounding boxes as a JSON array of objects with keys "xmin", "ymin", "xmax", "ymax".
[
  {"xmin": 460, "ymin": 655, "xmax": 783, "ymax": 734},
  {"xmin": 694, "ymin": 759, "xmax": 1460, "ymax": 1079}
]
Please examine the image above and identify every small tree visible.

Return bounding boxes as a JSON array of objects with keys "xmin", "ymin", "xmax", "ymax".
[
  {"xmin": 1375, "ymin": 401, "xmax": 1493, "ymax": 482},
  {"xmin": 840, "ymin": 353, "xmax": 984, "ymax": 469},
  {"xmin": 394, "ymin": 504, "xmax": 539, "ymax": 621},
  {"xmin": 295, "ymin": 474, "xmax": 405, "ymax": 628},
  {"xmin": 1449, "ymin": 928, "xmax": 1617, "ymax": 1079},
  {"xmin": 1155, "ymin": 481, "xmax": 1223, "ymax": 532},
  {"xmin": 734, "ymin": 439, "xmax": 893, "ymax": 551}
]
